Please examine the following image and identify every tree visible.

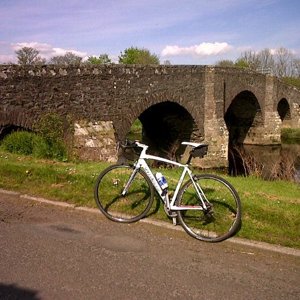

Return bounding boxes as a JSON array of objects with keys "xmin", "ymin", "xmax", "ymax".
[
  {"xmin": 49, "ymin": 52, "xmax": 82, "ymax": 65},
  {"xmin": 274, "ymin": 47, "xmax": 293, "ymax": 77},
  {"xmin": 15, "ymin": 47, "xmax": 46, "ymax": 65},
  {"xmin": 216, "ymin": 59, "xmax": 235, "ymax": 67},
  {"xmin": 234, "ymin": 58, "xmax": 251, "ymax": 69},
  {"xmin": 238, "ymin": 50, "xmax": 260, "ymax": 70},
  {"xmin": 235, "ymin": 47, "xmax": 298, "ymax": 77},
  {"xmin": 256, "ymin": 48, "xmax": 275, "ymax": 73},
  {"xmin": 292, "ymin": 58, "xmax": 300, "ymax": 78},
  {"xmin": 86, "ymin": 54, "xmax": 111, "ymax": 64},
  {"xmin": 163, "ymin": 60, "xmax": 172, "ymax": 65},
  {"xmin": 118, "ymin": 47, "xmax": 160, "ymax": 65}
]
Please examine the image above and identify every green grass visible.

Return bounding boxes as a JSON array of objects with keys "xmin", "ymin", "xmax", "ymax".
[
  {"xmin": 282, "ymin": 77, "xmax": 300, "ymax": 90},
  {"xmin": 281, "ymin": 128, "xmax": 300, "ymax": 144},
  {"xmin": 230, "ymin": 176, "xmax": 300, "ymax": 247},
  {"xmin": 126, "ymin": 119, "xmax": 142, "ymax": 141},
  {"xmin": 0, "ymin": 151, "xmax": 102, "ymax": 206},
  {"xmin": 1, "ymin": 130, "xmax": 68, "ymax": 160},
  {"xmin": 0, "ymin": 150, "xmax": 299, "ymax": 248}
]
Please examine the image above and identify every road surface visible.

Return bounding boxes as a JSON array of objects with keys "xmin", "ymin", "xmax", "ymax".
[{"xmin": 0, "ymin": 190, "xmax": 299, "ymax": 299}]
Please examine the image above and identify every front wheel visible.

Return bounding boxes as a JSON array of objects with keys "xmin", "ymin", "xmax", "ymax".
[
  {"xmin": 94, "ymin": 164, "xmax": 154, "ymax": 223},
  {"xmin": 176, "ymin": 174, "xmax": 242, "ymax": 242}
]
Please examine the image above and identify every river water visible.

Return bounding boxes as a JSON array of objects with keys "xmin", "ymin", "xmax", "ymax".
[{"xmin": 230, "ymin": 144, "xmax": 300, "ymax": 182}]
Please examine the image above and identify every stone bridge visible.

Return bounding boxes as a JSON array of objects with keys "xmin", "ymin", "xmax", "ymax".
[{"xmin": 0, "ymin": 65, "xmax": 299, "ymax": 167}]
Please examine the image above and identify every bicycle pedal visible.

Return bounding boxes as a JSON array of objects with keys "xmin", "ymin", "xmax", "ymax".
[
  {"xmin": 172, "ymin": 217, "xmax": 177, "ymax": 226},
  {"xmin": 167, "ymin": 211, "xmax": 178, "ymax": 218}
]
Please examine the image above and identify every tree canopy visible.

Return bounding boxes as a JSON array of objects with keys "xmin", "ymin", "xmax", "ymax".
[
  {"xmin": 216, "ymin": 47, "xmax": 299, "ymax": 78},
  {"xmin": 86, "ymin": 54, "xmax": 111, "ymax": 64},
  {"xmin": 15, "ymin": 47, "xmax": 46, "ymax": 65},
  {"xmin": 118, "ymin": 47, "xmax": 160, "ymax": 65},
  {"xmin": 49, "ymin": 52, "xmax": 83, "ymax": 65}
]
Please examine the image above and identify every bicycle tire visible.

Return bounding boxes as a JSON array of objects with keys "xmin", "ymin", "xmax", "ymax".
[
  {"xmin": 94, "ymin": 164, "xmax": 154, "ymax": 223},
  {"xmin": 176, "ymin": 174, "xmax": 242, "ymax": 242}
]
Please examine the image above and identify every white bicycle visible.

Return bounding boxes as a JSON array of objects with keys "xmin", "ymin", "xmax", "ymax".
[{"xmin": 94, "ymin": 140, "xmax": 242, "ymax": 242}]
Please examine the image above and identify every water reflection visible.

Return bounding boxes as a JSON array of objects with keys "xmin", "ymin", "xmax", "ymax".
[{"xmin": 229, "ymin": 144, "xmax": 300, "ymax": 182}]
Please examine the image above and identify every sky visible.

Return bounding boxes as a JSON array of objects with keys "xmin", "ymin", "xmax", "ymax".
[{"xmin": 0, "ymin": 0, "xmax": 299, "ymax": 64}]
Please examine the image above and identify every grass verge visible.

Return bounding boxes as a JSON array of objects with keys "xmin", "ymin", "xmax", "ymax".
[{"xmin": 0, "ymin": 150, "xmax": 299, "ymax": 248}]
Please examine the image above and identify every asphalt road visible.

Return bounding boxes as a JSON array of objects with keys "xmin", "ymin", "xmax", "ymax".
[{"xmin": 0, "ymin": 190, "xmax": 299, "ymax": 300}]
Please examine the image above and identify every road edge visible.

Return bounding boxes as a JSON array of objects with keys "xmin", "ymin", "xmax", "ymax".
[{"xmin": 1, "ymin": 188, "xmax": 299, "ymax": 257}]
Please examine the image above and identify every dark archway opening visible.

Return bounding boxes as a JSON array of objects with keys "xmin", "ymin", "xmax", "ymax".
[
  {"xmin": 127, "ymin": 101, "xmax": 197, "ymax": 162},
  {"xmin": 0, "ymin": 125, "xmax": 28, "ymax": 140},
  {"xmin": 277, "ymin": 98, "xmax": 291, "ymax": 122},
  {"xmin": 224, "ymin": 91, "xmax": 262, "ymax": 175}
]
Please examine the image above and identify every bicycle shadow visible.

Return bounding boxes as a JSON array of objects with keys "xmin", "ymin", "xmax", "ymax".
[
  {"xmin": 0, "ymin": 283, "xmax": 40, "ymax": 300},
  {"xmin": 145, "ymin": 194, "xmax": 161, "ymax": 217},
  {"xmin": 102, "ymin": 189, "xmax": 154, "ymax": 212}
]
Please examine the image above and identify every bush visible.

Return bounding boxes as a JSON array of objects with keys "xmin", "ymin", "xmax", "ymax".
[
  {"xmin": 1, "ymin": 131, "xmax": 67, "ymax": 161},
  {"xmin": 34, "ymin": 112, "xmax": 73, "ymax": 160},
  {"xmin": 1, "ymin": 131, "xmax": 35, "ymax": 155},
  {"xmin": 35, "ymin": 113, "xmax": 65, "ymax": 143},
  {"xmin": 44, "ymin": 140, "xmax": 67, "ymax": 161},
  {"xmin": 31, "ymin": 135, "xmax": 50, "ymax": 158}
]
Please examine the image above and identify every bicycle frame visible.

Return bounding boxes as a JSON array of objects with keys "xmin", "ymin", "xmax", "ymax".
[{"xmin": 125, "ymin": 142, "xmax": 209, "ymax": 212}]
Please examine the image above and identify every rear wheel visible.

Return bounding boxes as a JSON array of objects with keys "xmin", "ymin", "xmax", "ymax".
[
  {"xmin": 176, "ymin": 174, "xmax": 241, "ymax": 242},
  {"xmin": 94, "ymin": 164, "xmax": 154, "ymax": 223}
]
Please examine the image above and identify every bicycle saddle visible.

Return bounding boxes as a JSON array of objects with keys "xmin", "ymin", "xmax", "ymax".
[{"xmin": 181, "ymin": 142, "xmax": 207, "ymax": 148}]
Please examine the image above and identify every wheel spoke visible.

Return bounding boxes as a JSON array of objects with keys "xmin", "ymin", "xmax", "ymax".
[
  {"xmin": 176, "ymin": 174, "xmax": 241, "ymax": 242},
  {"xmin": 94, "ymin": 165, "xmax": 154, "ymax": 223}
]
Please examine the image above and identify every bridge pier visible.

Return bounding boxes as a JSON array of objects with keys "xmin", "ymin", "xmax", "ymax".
[
  {"xmin": 246, "ymin": 75, "xmax": 282, "ymax": 145},
  {"xmin": 73, "ymin": 120, "xmax": 118, "ymax": 162},
  {"xmin": 200, "ymin": 67, "xmax": 229, "ymax": 169}
]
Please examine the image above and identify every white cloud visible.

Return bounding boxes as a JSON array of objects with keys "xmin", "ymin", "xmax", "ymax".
[
  {"xmin": 0, "ymin": 54, "xmax": 15, "ymax": 63},
  {"xmin": 11, "ymin": 42, "xmax": 87, "ymax": 60},
  {"xmin": 161, "ymin": 42, "xmax": 232, "ymax": 57}
]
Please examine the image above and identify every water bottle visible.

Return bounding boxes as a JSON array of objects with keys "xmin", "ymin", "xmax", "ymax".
[{"xmin": 156, "ymin": 172, "xmax": 168, "ymax": 195}]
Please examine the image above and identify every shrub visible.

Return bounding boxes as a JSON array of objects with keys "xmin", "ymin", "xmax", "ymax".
[
  {"xmin": 34, "ymin": 112, "xmax": 73, "ymax": 160},
  {"xmin": 31, "ymin": 135, "xmax": 50, "ymax": 158},
  {"xmin": 1, "ymin": 131, "xmax": 35, "ymax": 155},
  {"xmin": 35, "ymin": 113, "xmax": 65, "ymax": 144},
  {"xmin": 1, "ymin": 131, "xmax": 67, "ymax": 161},
  {"xmin": 44, "ymin": 140, "xmax": 67, "ymax": 161}
]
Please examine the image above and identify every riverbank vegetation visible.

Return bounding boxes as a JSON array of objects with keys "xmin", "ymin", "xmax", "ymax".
[{"xmin": 281, "ymin": 128, "xmax": 300, "ymax": 144}]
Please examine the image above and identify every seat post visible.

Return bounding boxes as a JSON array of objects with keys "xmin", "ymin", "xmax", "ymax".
[{"xmin": 186, "ymin": 153, "xmax": 193, "ymax": 165}]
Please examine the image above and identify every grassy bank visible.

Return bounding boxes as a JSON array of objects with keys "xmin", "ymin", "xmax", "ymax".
[
  {"xmin": 0, "ymin": 150, "xmax": 299, "ymax": 248},
  {"xmin": 281, "ymin": 128, "xmax": 300, "ymax": 144}
]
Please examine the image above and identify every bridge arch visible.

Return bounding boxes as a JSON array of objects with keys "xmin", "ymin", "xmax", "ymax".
[
  {"xmin": 225, "ymin": 90, "xmax": 263, "ymax": 175},
  {"xmin": 123, "ymin": 99, "xmax": 202, "ymax": 161},
  {"xmin": 116, "ymin": 91, "xmax": 203, "ymax": 161},
  {"xmin": 225, "ymin": 90, "xmax": 263, "ymax": 145},
  {"xmin": 0, "ymin": 110, "xmax": 34, "ymax": 139},
  {"xmin": 120, "ymin": 92, "xmax": 203, "ymax": 136},
  {"xmin": 223, "ymin": 74, "xmax": 265, "ymax": 116},
  {"xmin": 277, "ymin": 98, "xmax": 291, "ymax": 124}
]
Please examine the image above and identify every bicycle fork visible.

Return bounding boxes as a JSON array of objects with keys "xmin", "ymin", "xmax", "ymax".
[
  {"xmin": 121, "ymin": 167, "xmax": 139, "ymax": 196},
  {"xmin": 192, "ymin": 176, "xmax": 212, "ymax": 213}
]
